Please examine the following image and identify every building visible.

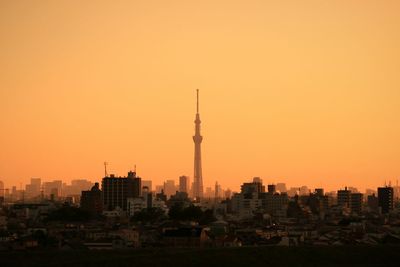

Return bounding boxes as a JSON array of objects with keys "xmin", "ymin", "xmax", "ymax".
[
  {"xmin": 81, "ymin": 183, "xmax": 103, "ymax": 214},
  {"xmin": 350, "ymin": 193, "xmax": 363, "ymax": 214},
  {"xmin": 25, "ymin": 178, "xmax": 41, "ymax": 199},
  {"xmin": 127, "ymin": 198, "xmax": 146, "ymax": 217},
  {"xmin": 337, "ymin": 187, "xmax": 351, "ymax": 208},
  {"xmin": 276, "ymin": 183, "xmax": 287, "ymax": 193},
  {"xmin": 193, "ymin": 89, "xmax": 204, "ymax": 200},
  {"xmin": 315, "ymin": 188, "xmax": 324, "ymax": 197},
  {"xmin": 299, "ymin": 186, "xmax": 310, "ymax": 196},
  {"xmin": 231, "ymin": 179, "xmax": 288, "ymax": 219},
  {"xmin": 141, "ymin": 180, "xmax": 152, "ymax": 192},
  {"xmin": 215, "ymin": 181, "xmax": 222, "ymax": 199},
  {"xmin": 231, "ymin": 192, "xmax": 262, "ymax": 218},
  {"xmin": 102, "ymin": 171, "xmax": 142, "ymax": 211},
  {"xmin": 267, "ymin": 184, "xmax": 276, "ymax": 194},
  {"xmin": 179, "ymin": 176, "xmax": 189, "ymax": 193},
  {"xmin": 367, "ymin": 194, "xmax": 379, "ymax": 212},
  {"xmin": 63, "ymin": 179, "xmax": 93, "ymax": 196},
  {"xmin": 378, "ymin": 186, "xmax": 394, "ymax": 214},
  {"xmin": 259, "ymin": 191, "xmax": 289, "ymax": 217},
  {"xmin": 43, "ymin": 180, "xmax": 62, "ymax": 197},
  {"xmin": 163, "ymin": 180, "xmax": 176, "ymax": 198},
  {"xmin": 162, "ymin": 227, "xmax": 209, "ymax": 247}
]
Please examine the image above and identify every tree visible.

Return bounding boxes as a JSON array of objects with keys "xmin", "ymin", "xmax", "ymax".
[{"xmin": 131, "ymin": 208, "xmax": 166, "ymax": 223}]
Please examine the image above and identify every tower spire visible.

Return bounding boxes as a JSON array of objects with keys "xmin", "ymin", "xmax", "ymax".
[{"xmin": 196, "ymin": 88, "xmax": 199, "ymax": 114}]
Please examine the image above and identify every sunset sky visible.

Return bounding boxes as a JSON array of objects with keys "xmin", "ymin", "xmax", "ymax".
[{"xmin": 1, "ymin": 0, "xmax": 399, "ymax": 192}]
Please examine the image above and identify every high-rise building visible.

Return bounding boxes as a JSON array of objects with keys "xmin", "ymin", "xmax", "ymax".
[
  {"xmin": 315, "ymin": 188, "xmax": 324, "ymax": 197},
  {"xmin": 253, "ymin": 177, "xmax": 262, "ymax": 184},
  {"xmin": 350, "ymin": 193, "xmax": 363, "ymax": 214},
  {"xmin": 43, "ymin": 180, "xmax": 62, "ymax": 197},
  {"xmin": 337, "ymin": 187, "xmax": 351, "ymax": 208},
  {"xmin": 163, "ymin": 180, "xmax": 176, "ymax": 198},
  {"xmin": 276, "ymin": 183, "xmax": 287, "ymax": 193},
  {"xmin": 378, "ymin": 186, "xmax": 394, "ymax": 214},
  {"xmin": 267, "ymin": 184, "xmax": 276, "ymax": 194},
  {"xmin": 299, "ymin": 186, "xmax": 310, "ymax": 196},
  {"xmin": 155, "ymin": 185, "xmax": 164, "ymax": 193},
  {"xmin": 81, "ymin": 182, "xmax": 103, "ymax": 214},
  {"xmin": 102, "ymin": 171, "xmax": 141, "ymax": 211},
  {"xmin": 142, "ymin": 180, "xmax": 152, "ymax": 192},
  {"xmin": 193, "ymin": 89, "xmax": 203, "ymax": 200},
  {"xmin": 215, "ymin": 181, "xmax": 221, "ymax": 199},
  {"xmin": 367, "ymin": 194, "xmax": 379, "ymax": 212},
  {"xmin": 179, "ymin": 176, "xmax": 189, "ymax": 193},
  {"xmin": 63, "ymin": 179, "xmax": 93, "ymax": 196},
  {"xmin": 25, "ymin": 178, "xmax": 41, "ymax": 199}
]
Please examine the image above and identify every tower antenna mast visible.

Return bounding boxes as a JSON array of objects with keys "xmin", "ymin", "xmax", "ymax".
[
  {"xmin": 196, "ymin": 88, "xmax": 199, "ymax": 113},
  {"xmin": 104, "ymin": 162, "xmax": 108, "ymax": 177}
]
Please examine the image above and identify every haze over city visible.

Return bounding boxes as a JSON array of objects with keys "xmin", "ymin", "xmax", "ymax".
[{"xmin": 1, "ymin": 1, "xmax": 400, "ymax": 192}]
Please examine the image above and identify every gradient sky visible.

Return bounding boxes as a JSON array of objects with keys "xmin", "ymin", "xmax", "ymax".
[{"xmin": 1, "ymin": 0, "xmax": 399, "ymax": 192}]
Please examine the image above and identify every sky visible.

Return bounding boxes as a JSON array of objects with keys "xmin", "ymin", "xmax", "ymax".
[{"xmin": 1, "ymin": 0, "xmax": 399, "ymax": 192}]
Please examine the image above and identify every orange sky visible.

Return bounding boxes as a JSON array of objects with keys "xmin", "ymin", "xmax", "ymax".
[{"xmin": 1, "ymin": 0, "xmax": 399, "ymax": 192}]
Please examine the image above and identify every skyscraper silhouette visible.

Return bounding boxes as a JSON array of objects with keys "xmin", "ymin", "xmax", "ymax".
[{"xmin": 193, "ymin": 89, "xmax": 203, "ymax": 199}]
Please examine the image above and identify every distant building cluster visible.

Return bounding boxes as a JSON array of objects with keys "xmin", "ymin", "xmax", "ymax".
[{"xmin": 1, "ymin": 174, "xmax": 400, "ymax": 250}]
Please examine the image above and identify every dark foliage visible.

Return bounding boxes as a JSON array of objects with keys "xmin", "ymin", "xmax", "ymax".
[
  {"xmin": 168, "ymin": 203, "xmax": 216, "ymax": 224},
  {"xmin": 131, "ymin": 208, "xmax": 166, "ymax": 223},
  {"xmin": 45, "ymin": 205, "xmax": 92, "ymax": 222}
]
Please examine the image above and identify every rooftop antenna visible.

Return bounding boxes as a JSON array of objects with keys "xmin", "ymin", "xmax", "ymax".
[
  {"xmin": 104, "ymin": 162, "xmax": 108, "ymax": 177},
  {"xmin": 134, "ymin": 164, "xmax": 137, "ymax": 173}
]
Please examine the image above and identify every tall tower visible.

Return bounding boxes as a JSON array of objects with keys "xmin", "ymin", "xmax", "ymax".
[{"xmin": 193, "ymin": 89, "xmax": 203, "ymax": 199}]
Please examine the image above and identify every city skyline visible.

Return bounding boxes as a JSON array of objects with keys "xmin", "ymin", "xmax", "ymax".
[{"xmin": 1, "ymin": 1, "xmax": 400, "ymax": 192}]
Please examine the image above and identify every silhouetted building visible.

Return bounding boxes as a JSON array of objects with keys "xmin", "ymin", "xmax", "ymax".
[
  {"xmin": 215, "ymin": 181, "xmax": 222, "ymax": 199},
  {"xmin": 267, "ymin": 184, "xmax": 276, "ymax": 194},
  {"xmin": 163, "ymin": 180, "xmax": 176, "ymax": 198},
  {"xmin": 25, "ymin": 178, "xmax": 41, "ymax": 199},
  {"xmin": 315, "ymin": 188, "xmax": 324, "ymax": 197},
  {"xmin": 299, "ymin": 186, "xmax": 310, "ymax": 196},
  {"xmin": 156, "ymin": 190, "xmax": 167, "ymax": 202},
  {"xmin": 81, "ymin": 183, "xmax": 103, "ymax": 214},
  {"xmin": 307, "ymin": 191, "xmax": 329, "ymax": 215},
  {"xmin": 276, "ymin": 183, "xmax": 287, "ymax": 193},
  {"xmin": 378, "ymin": 187, "xmax": 394, "ymax": 214},
  {"xmin": 337, "ymin": 187, "xmax": 351, "ymax": 208},
  {"xmin": 63, "ymin": 179, "xmax": 93, "ymax": 196},
  {"xmin": 350, "ymin": 193, "xmax": 363, "ymax": 214},
  {"xmin": 367, "ymin": 194, "xmax": 379, "ymax": 212},
  {"xmin": 260, "ymin": 191, "xmax": 288, "ymax": 217},
  {"xmin": 142, "ymin": 180, "xmax": 152, "ymax": 192},
  {"xmin": 232, "ymin": 180, "xmax": 287, "ymax": 218},
  {"xmin": 43, "ymin": 180, "xmax": 62, "ymax": 197},
  {"xmin": 102, "ymin": 171, "xmax": 142, "ymax": 211},
  {"xmin": 179, "ymin": 175, "xmax": 189, "ymax": 193}
]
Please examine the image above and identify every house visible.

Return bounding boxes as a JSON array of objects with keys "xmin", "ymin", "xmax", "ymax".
[{"xmin": 162, "ymin": 227, "xmax": 209, "ymax": 247}]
